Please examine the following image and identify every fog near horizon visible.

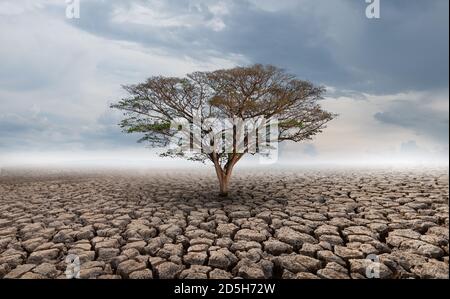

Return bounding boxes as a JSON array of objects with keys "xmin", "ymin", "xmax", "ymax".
[{"xmin": 0, "ymin": 148, "xmax": 447, "ymax": 170}]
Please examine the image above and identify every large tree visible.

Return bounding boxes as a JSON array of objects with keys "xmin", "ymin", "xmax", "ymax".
[{"xmin": 111, "ymin": 64, "xmax": 335, "ymax": 196}]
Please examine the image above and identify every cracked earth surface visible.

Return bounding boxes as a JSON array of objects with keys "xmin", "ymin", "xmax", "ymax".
[{"xmin": 0, "ymin": 168, "xmax": 448, "ymax": 279}]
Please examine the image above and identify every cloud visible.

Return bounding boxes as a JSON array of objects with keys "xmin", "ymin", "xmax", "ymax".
[
  {"xmin": 302, "ymin": 144, "xmax": 318, "ymax": 157},
  {"xmin": 374, "ymin": 91, "xmax": 449, "ymax": 143},
  {"xmin": 0, "ymin": 6, "xmax": 243, "ymax": 153},
  {"xmin": 279, "ymin": 142, "xmax": 319, "ymax": 160},
  {"xmin": 400, "ymin": 140, "xmax": 425, "ymax": 155},
  {"xmin": 48, "ymin": 0, "xmax": 449, "ymax": 94},
  {"xmin": 0, "ymin": 108, "xmax": 142, "ymax": 152},
  {"xmin": 1, "ymin": 0, "xmax": 448, "ymax": 94},
  {"xmin": 304, "ymin": 90, "xmax": 449, "ymax": 163}
]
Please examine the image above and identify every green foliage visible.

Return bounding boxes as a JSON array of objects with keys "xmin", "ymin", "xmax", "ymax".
[
  {"xmin": 110, "ymin": 64, "xmax": 335, "ymax": 165},
  {"xmin": 121, "ymin": 121, "xmax": 171, "ymax": 134},
  {"xmin": 278, "ymin": 119, "xmax": 304, "ymax": 128}
]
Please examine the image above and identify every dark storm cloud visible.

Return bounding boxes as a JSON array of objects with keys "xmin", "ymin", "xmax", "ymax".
[
  {"xmin": 63, "ymin": 0, "xmax": 448, "ymax": 93},
  {"xmin": 0, "ymin": 110, "xmax": 139, "ymax": 151},
  {"xmin": 374, "ymin": 99, "xmax": 449, "ymax": 143}
]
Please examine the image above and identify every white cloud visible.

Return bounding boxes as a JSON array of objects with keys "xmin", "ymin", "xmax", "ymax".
[
  {"xmin": 0, "ymin": 6, "xmax": 245, "ymax": 153},
  {"xmin": 111, "ymin": 0, "xmax": 229, "ymax": 31}
]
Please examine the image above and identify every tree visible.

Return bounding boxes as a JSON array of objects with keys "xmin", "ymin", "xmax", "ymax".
[{"xmin": 111, "ymin": 64, "xmax": 335, "ymax": 196}]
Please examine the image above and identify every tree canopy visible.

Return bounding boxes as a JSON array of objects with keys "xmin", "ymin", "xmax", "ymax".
[{"xmin": 111, "ymin": 64, "xmax": 335, "ymax": 195}]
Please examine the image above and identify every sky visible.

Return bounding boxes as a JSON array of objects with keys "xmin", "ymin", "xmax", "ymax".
[{"xmin": 0, "ymin": 0, "xmax": 448, "ymax": 167}]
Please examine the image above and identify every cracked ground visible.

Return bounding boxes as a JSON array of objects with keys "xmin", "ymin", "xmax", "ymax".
[{"xmin": 0, "ymin": 167, "xmax": 448, "ymax": 279}]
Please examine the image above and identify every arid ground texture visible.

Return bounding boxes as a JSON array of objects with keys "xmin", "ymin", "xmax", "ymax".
[{"xmin": 0, "ymin": 167, "xmax": 448, "ymax": 279}]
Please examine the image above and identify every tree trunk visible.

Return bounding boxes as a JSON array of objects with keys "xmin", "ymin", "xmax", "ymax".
[
  {"xmin": 218, "ymin": 173, "xmax": 230, "ymax": 197},
  {"xmin": 213, "ymin": 159, "xmax": 230, "ymax": 197},
  {"xmin": 211, "ymin": 153, "xmax": 242, "ymax": 197}
]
